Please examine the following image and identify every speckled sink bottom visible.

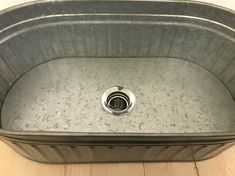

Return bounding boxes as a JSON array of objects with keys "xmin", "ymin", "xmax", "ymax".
[{"xmin": 1, "ymin": 57, "xmax": 235, "ymax": 133}]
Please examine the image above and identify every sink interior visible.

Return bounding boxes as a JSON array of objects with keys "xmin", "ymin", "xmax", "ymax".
[
  {"xmin": 0, "ymin": 4, "xmax": 234, "ymax": 134},
  {"xmin": 1, "ymin": 57, "xmax": 235, "ymax": 133}
]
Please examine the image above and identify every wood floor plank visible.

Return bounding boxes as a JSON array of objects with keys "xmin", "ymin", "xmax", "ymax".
[
  {"xmin": 196, "ymin": 145, "xmax": 235, "ymax": 176},
  {"xmin": 0, "ymin": 0, "xmax": 33, "ymax": 11},
  {"xmin": 62, "ymin": 164, "xmax": 91, "ymax": 176},
  {"xmin": 0, "ymin": 141, "xmax": 91, "ymax": 176},
  {"xmin": 91, "ymin": 163, "xmax": 145, "ymax": 176},
  {"xmin": 144, "ymin": 162, "xmax": 198, "ymax": 176}
]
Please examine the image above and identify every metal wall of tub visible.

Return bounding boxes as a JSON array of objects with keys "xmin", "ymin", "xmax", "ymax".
[
  {"xmin": 3, "ymin": 138, "xmax": 234, "ymax": 163},
  {"xmin": 0, "ymin": 16, "xmax": 235, "ymax": 104}
]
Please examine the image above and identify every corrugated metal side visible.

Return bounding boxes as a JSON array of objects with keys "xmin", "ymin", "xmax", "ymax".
[{"xmin": 3, "ymin": 139, "xmax": 234, "ymax": 163}]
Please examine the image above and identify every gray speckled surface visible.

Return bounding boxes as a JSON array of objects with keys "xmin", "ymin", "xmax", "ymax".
[{"xmin": 1, "ymin": 57, "xmax": 235, "ymax": 133}]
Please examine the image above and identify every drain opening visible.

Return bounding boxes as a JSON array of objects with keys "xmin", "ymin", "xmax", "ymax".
[
  {"xmin": 101, "ymin": 86, "xmax": 136, "ymax": 115},
  {"xmin": 107, "ymin": 92, "xmax": 130, "ymax": 111}
]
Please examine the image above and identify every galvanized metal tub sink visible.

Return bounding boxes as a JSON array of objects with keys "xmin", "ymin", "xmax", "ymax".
[{"xmin": 0, "ymin": 0, "xmax": 235, "ymax": 163}]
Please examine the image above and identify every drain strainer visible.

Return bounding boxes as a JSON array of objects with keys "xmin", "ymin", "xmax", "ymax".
[{"xmin": 101, "ymin": 86, "xmax": 136, "ymax": 115}]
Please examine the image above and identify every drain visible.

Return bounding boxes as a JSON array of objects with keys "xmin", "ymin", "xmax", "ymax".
[
  {"xmin": 101, "ymin": 86, "xmax": 136, "ymax": 115},
  {"xmin": 107, "ymin": 92, "xmax": 129, "ymax": 111}
]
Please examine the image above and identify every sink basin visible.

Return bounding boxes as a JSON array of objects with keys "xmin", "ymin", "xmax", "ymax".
[{"xmin": 0, "ymin": 0, "xmax": 235, "ymax": 163}]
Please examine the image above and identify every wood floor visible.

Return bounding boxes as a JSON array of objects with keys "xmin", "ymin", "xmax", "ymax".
[{"xmin": 0, "ymin": 141, "xmax": 235, "ymax": 176}]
